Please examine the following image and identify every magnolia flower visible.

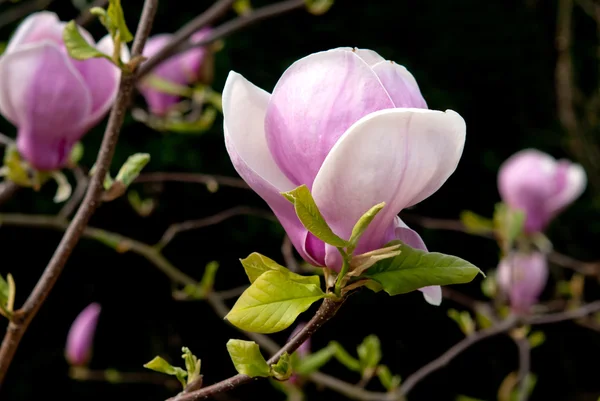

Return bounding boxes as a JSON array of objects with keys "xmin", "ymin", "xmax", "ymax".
[
  {"xmin": 497, "ymin": 252, "xmax": 548, "ymax": 313},
  {"xmin": 223, "ymin": 47, "xmax": 466, "ymax": 306},
  {"xmin": 498, "ymin": 149, "xmax": 586, "ymax": 233},
  {"xmin": 138, "ymin": 29, "xmax": 212, "ymax": 116},
  {"xmin": 65, "ymin": 303, "xmax": 101, "ymax": 366},
  {"xmin": 288, "ymin": 323, "xmax": 309, "ymax": 385},
  {"xmin": 0, "ymin": 12, "xmax": 126, "ymax": 171}
]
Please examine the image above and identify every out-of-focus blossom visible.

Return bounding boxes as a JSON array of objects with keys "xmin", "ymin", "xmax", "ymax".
[
  {"xmin": 288, "ymin": 322, "xmax": 309, "ymax": 385},
  {"xmin": 498, "ymin": 149, "xmax": 586, "ymax": 233},
  {"xmin": 223, "ymin": 47, "xmax": 466, "ymax": 305},
  {"xmin": 65, "ymin": 303, "xmax": 101, "ymax": 366},
  {"xmin": 497, "ymin": 252, "xmax": 548, "ymax": 313},
  {"xmin": 0, "ymin": 11, "xmax": 126, "ymax": 171},
  {"xmin": 138, "ymin": 29, "xmax": 213, "ymax": 116}
]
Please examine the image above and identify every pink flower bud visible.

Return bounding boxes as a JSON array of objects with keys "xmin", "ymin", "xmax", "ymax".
[
  {"xmin": 138, "ymin": 29, "xmax": 212, "ymax": 116},
  {"xmin": 498, "ymin": 149, "xmax": 586, "ymax": 233},
  {"xmin": 223, "ymin": 48, "xmax": 466, "ymax": 305},
  {"xmin": 0, "ymin": 12, "xmax": 126, "ymax": 171},
  {"xmin": 497, "ymin": 252, "xmax": 548, "ymax": 313},
  {"xmin": 65, "ymin": 303, "xmax": 101, "ymax": 366}
]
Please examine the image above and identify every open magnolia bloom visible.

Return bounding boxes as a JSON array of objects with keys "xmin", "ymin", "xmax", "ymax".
[
  {"xmin": 0, "ymin": 12, "xmax": 128, "ymax": 171},
  {"xmin": 498, "ymin": 149, "xmax": 586, "ymax": 233},
  {"xmin": 223, "ymin": 47, "xmax": 466, "ymax": 306}
]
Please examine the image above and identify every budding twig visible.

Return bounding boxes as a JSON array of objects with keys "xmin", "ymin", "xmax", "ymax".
[{"xmin": 0, "ymin": 0, "xmax": 159, "ymax": 387}]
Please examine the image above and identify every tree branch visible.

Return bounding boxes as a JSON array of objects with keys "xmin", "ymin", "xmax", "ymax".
[
  {"xmin": 514, "ymin": 336, "xmax": 531, "ymax": 401},
  {"xmin": 137, "ymin": 0, "xmax": 306, "ymax": 80},
  {"xmin": 0, "ymin": 181, "xmax": 19, "ymax": 209},
  {"xmin": 135, "ymin": 172, "xmax": 248, "ymax": 190},
  {"xmin": 0, "ymin": 0, "xmax": 159, "ymax": 386}
]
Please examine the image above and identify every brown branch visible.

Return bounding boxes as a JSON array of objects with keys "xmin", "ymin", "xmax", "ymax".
[
  {"xmin": 0, "ymin": 181, "xmax": 19, "ymax": 209},
  {"xmin": 69, "ymin": 366, "xmax": 180, "ymax": 390},
  {"xmin": 514, "ymin": 336, "xmax": 531, "ymax": 401},
  {"xmin": 0, "ymin": 0, "xmax": 159, "ymax": 386},
  {"xmin": 135, "ymin": 172, "xmax": 248, "ymax": 190},
  {"xmin": 156, "ymin": 206, "xmax": 275, "ymax": 250},
  {"xmin": 169, "ymin": 297, "xmax": 345, "ymax": 401},
  {"xmin": 136, "ymin": 0, "xmax": 236, "ymax": 78},
  {"xmin": 137, "ymin": 0, "xmax": 306, "ymax": 79}
]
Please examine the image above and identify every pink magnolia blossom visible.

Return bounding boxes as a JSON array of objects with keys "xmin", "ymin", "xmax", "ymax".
[
  {"xmin": 0, "ymin": 12, "xmax": 127, "ymax": 171},
  {"xmin": 498, "ymin": 149, "xmax": 586, "ymax": 233},
  {"xmin": 497, "ymin": 252, "xmax": 548, "ymax": 313},
  {"xmin": 138, "ymin": 29, "xmax": 212, "ymax": 116},
  {"xmin": 223, "ymin": 47, "xmax": 467, "ymax": 305},
  {"xmin": 65, "ymin": 303, "xmax": 101, "ymax": 366}
]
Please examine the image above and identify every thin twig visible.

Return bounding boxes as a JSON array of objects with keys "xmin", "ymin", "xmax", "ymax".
[
  {"xmin": 514, "ymin": 336, "xmax": 531, "ymax": 401},
  {"xmin": 157, "ymin": 206, "xmax": 275, "ymax": 249},
  {"xmin": 0, "ymin": 0, "xmax": 54, "ymax": 31},
  {"xmin": 281, "ymin": 235, "xmax": 299, "ymax": 272},
  {"xmin": 0, "ymin": 0, "xmax": 158, "ymax": 386},
  {"xmin": 69, "ymin": 366, "xmax": 180, "ymax": 390},
  {"xmin": 135, "ymin": 172, "xmax": 248, "ymax": 189},
  {"xmin": 75, "ymin": 0, "xmax": 109, "ymax": 26},
  {"xmin": 0, "ymin": 181, "xmax": 18, "ymax": 208},
  {"xmin": 137, "ymin": 0, "xmax": 306, "ymax": 79},
  {"xmin": 136, "ymin": 0, "xmax": 236, "ymax": 78},
  {"xmin": 58, "ymin": 167, "xmax": 88, "ymax": 219},
  {"xmin": 169, "ymin": 297, "xmax": 345, "ymax": 401}
]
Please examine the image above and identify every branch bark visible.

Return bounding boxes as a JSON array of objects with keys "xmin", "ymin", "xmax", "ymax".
[{"xmin": 0, "ymin": 0, "xmax": 159, "ymax": 387}]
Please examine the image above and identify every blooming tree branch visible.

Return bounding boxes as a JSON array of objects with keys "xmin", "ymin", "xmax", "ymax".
[{"xmin": 0, "ymin": 0, "xmax": 159, "ymax": 386}]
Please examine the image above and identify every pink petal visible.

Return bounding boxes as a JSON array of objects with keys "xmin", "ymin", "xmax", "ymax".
[
  {"xmin": 5, "ymin": 11, "xmax": 64, "ymax": 53},
  {"xmin": 265, "ymin": 47, "xmax": 394, "ymax": 188},
  {"xmin": 65, "ymin": 303, "xmax": 101, "ymax": 366},
  {"xmin": 222, "ymin": 71, "xmax": 320, "ymax": 265},
  {"xmin": 497, "ymin": 252, "xmax": 548, "ymax": 313},
  {"xmin": 371, "ymin": 61, "xmax": 428, "ymax": 108}
]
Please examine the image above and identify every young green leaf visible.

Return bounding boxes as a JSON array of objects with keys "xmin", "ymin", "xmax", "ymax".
[
  {"xmin": 51, "ymin": 171, "xmax": 72, "ymax": 203},
  {"xmin": 107, "ymin": 0, "xmax": 133, "ymax": 42},
  {"xmin": 459, "ymin": 210, "xmax": 494, "ymax": 234},
  {"xmin": 226, "ymin": 339, "xmax": 271, "ymax": 378},
  {"xmin": 362, "ymin": 241, "xmax": 483, "ymax": 296},
  {"xmin": 199, "ymin": 261, "xmax": 219, "ymax": 295},
  {"xmin": 329, "ymin": 341, "xmax": 361, "ymax": 372},
  {"xmin": 181, "ymin": 347, "xmax": 201, "ymax": 384},
  {"xmin": 270, "ymin": 352, "xmax": 292, "ymax": 380},
  {"xmin": 348, "ymin": 202, "xmax": 385, "ymax": 251},
  {"xmin": 294, "ymin": 345, "xmax": 336, "ymax": 375},
  {"xmin": 376, "ymin": 365, "xmax": 401, "ymax": 391},
  {"xmin": 63, "ymin": 21, "xmax": 112, "ymax": 61},
  {"xmin": 69, "ymin": 142, "xmax": 84, "ymax": 166},
  {"xmin": 240, "ymin": 252, "xmax": 320, "ymax": 286},
  {"xmin": 493, "ymin": 202, "xmax": 525, "ymax": 252},
  {"xmin": 0, "ymin": 274, "xmax": 9, "ymax": 306},
  {"xmin": 143, "ymin": 356, "xmax": 187, "ymax": 388},
  {"xmin": 447, "ymin": 309, "xmax": 475, "ymax": 336},
  {"xmin": 226, "ymin": 270, "xmax": 325, "ymax": 333},
  {"xmin": 115, "ymin": 153, "xmax": 150, "ymax": 187},
  {"xmin": 305, "ymin": 0, "xmax": 334, "ymax": 15},
  {"xmin": 282, "ymin": 185, "xmax": 348, "ymax": 247},
  {"xmin": 357, "ymin": 335, "xmax": 382, "ymax": 371}
]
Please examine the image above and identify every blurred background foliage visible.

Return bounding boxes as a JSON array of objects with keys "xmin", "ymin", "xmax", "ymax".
[{"xmin": 0, "ymin": 0, "xmax": 599, "ymax": 400}]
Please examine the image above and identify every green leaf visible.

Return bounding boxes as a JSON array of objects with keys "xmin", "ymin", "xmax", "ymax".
[
  {"xmin": 348, "ymin": 202, "xmax": 385, "ymax": 251},
  {"xmin": 448, "ymin": 309, "xmax": 475, "ymax": 336},
  {"xmin": 69, "ymin": 142, "xmax": 84, "ymax": 166},
  {"xmin": 376, "ymin": 365, "xmax": 401, "ymax": 391},
  {"xmin": 282, "ymin": 185, "xmax": 348, "ymax": 247},
  {"xmin": 226, "ymin": 270, "xmax": 325, "ymax": 333},
  {"xmin": 233, "ymin": 0, "xmax": 252, "ymax": 15},
  {"xmin": 459, "ymin": 210, "xmax": 494, "ymax": 234},
  {"xmin": 199, "ymin": 261, "xmax": 219, "ymax": 295},
  {"xmin": 329, "ymin": 341, "xmax": 360, "ymax": 372},
  {"xmin": 107, "ymin": 0, "xmax": 133, "ymax": 42},
  {"xmin": 493, "ymin": 203, "xmax": 525, "ymax": 252},
  {"xmin": 115, "ymin": 153, "xmax": 150, "ymax": 187},
  {"xmin": 240, "ymin": 252, "xmax": 320, "ymax": 286},
  {"xmin": 51, "ymin": 171, "xmax": 72, "ymax": 203},
  {"xmin": 270, "ymin": 352, "xmax": 292, "ymax": 380},
  {"xmin": 304, "ymin": 0, "xmax": 334, "ymax": 15},
  {"xmin": 362, "ymin": 241, "xmax": 483, "ymax": 296},
  {"xmin": 294, "ymin": 345, "xmax": 336, "ymax": 375},
  {"xmin": 0, "ymin": 274, "xmax": 9, "ymax": 305},
  {"xmin": 226, "ymin": 339, "xmax": 271, "ymax": 377},
  {"xmin": 181, "ymin": 347, "xmax": 201, "ymax": 384},
  {"xmin": 528, "ymin": 331, "xmax": 545, "ymax": 349},
  {"xmin": 63, "ymin": 21, "xmax": 112, "ymax": 61},
  {"xmin": 143, "ymin": 356, "xmax": 187, "ymax": 388},
  {"xmin": 144, "ymin": 75, "xmax": 194, "ymax": 97},
  {"xmin": 357, "ymin": 335, "xmax": 381, "ymax": 371}
]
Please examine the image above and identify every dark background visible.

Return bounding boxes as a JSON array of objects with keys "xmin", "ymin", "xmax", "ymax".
[{"xmin": 0, "ymin": 0, "xmax": 599, "ymax": 400}]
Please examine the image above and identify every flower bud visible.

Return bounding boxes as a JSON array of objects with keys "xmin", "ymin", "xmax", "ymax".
[
  {"xmin": 0, "ymin": 12, "xmax": 125, "ymax": 171},
  {"xmin": 497, "ymin": 252, "xmax": 548, "ymax": 313},
  {"xmin": 138, "ymin": 29, "xmax": 213, "ymax": 116},
  {"xmin": 498, "ymin": 149, "xmax": 586, "ymax": 233},
  {"xmin": 65, "ymin": 303, "xmax": 101, "ymax": 366}
]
